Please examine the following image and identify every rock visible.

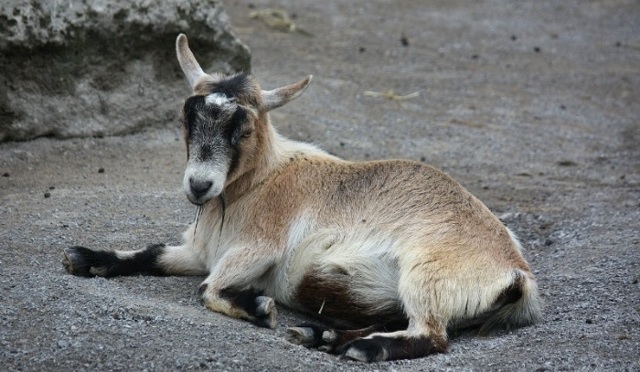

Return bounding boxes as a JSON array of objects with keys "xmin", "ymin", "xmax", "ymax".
[{"xmin": 0, "ymin": 0, "xmax": 251, "ymax": 142}]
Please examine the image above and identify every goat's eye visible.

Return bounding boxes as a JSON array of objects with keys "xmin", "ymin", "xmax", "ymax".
[{"xmin": 231, "ymin": 129, "xmax": 252, "ymax": 147}]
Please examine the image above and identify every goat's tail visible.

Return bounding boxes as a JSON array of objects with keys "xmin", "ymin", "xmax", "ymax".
[{"xmin": 478, "ymin": 270, "xmax": 543, "ymax": 335}]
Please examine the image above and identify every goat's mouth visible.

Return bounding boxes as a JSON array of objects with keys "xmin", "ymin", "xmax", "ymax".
[
  {"xmin": 187, "ymin": 197, "xmax": 208, "ymax": 206},
  {"xmin": 184, "ymin": 181, "xmax": 224, "ymax": 205},
  {"xmin": 186, "ymin": 192, "xmax": 217, "ymax": 206}
]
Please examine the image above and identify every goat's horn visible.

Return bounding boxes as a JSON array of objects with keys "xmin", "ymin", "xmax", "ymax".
[
  {"xmin": 262, "ymin": 75, "xmax": 313, "ymax": 111},
  {"xmin": 176, "ymin": 34, "xmax": 206, "ymax": 89}
]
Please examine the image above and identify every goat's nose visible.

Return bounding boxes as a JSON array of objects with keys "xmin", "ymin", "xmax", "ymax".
[{"xmin": 189, "ymin": 178, "xmax": 213, "ymax": 198}]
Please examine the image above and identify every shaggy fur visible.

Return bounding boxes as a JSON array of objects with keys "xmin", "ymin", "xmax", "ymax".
[{"xmin": 63, "ymin": 34, "xmax": 542, "ymax": 362}]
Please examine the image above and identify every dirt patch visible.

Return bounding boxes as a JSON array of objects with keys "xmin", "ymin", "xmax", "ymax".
[{"xmin": 1, "ymin": 0, "xmax": 638, "ymax": 370}]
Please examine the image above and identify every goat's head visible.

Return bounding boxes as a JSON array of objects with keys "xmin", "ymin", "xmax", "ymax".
[{"xmin": 175, "ymin": 34, "xmax": 312, "ymax": 205}]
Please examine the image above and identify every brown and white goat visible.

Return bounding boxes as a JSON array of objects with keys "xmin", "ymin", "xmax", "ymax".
[{"xmin": 63, "ymin": 34, "xmax": 542, "ymax": 362}]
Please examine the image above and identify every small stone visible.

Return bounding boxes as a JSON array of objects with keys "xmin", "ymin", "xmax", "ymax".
[
  {"xmin": 557, "ymin": 160, "xmax": 577, "ymax": 167},
  {"xmin": 2, "ymin": 172, "xmax": 9, "ymax": 177},
  {"xmin": 44, "ymin": 192, "xmax": 51, "ymax": 198},
  {"xmin": 585, "ymin": 318, "xmax": 593, "ymax": 324},
  {"xmin": 98, "ymin": 167, "xmax": 105, "ymax": 173}
]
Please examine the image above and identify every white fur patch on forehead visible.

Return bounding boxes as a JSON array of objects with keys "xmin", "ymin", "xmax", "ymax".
[{"xmin": 205, "ymin": 93, "xmax": 237, "ymax": 112}]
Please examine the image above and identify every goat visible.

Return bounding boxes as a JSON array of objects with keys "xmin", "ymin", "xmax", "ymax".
[{"xmin": 62, "ymin": 34, "xmax": 542, "ymax": 362}]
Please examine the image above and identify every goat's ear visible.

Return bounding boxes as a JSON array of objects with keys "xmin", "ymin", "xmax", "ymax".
[
  {"xmin": 261, "ymin": 75, "xmax": 313, "ymax": 111},
  {"xmin": 176, "ymin": 34, "xmax": 206, "ymax": 89}
]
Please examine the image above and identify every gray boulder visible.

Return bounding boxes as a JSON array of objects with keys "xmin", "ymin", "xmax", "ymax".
[{"xmin": 0, "ymin": 0, "xmax": 251, "ymax": 142}]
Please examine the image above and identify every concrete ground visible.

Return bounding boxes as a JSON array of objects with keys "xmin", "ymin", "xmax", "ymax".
[{"xmin": 1, "ymin": 0, "xmax": 639, "ymax": 370}]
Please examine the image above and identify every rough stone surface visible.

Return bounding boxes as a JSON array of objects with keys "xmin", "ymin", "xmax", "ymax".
[
  {"xmin": 1, "ymin": 0, "xmax": 639, "ymax": 371},
  {"xmin": 0, "ymin": 0, "xmax": 250, "ymax": 141}
]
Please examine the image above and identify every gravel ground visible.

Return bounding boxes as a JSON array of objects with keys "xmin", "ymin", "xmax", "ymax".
[{"xmin": 1, "ymin": 0, "xmax": 639, "ymax": 370}]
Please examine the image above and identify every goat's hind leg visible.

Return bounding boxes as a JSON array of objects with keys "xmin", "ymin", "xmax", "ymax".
[
  {"xmin": 287, "ymin": 321, "xmax": 407, "ymax": 354},
  {"xmin": 340, "ymin": 325, "xmax": 448, "ymax": 362},
  {"xmin": 63, "ymin": 243, "xmax": 207, "ymax": 277},
  {"xmin": 339, "ymin": 268, "xmax": 450, "ymax": 361}
]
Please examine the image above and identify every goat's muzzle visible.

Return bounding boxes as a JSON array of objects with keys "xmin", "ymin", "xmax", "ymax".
[{"xmin": 189, "ymin": 178, "xmax": 213, "ymax": 200}]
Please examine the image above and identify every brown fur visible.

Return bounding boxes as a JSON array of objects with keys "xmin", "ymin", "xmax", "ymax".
[
  {"xmin": 295, "ymin": 270, "xmax": 405, "ymax": 328},
  {"xmin": 101, "ymin": 34, "xmax": 544, "ymax": 362}
]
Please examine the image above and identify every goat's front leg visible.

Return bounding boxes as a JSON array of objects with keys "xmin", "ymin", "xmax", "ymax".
[
  {"xmin": 63, "ymin": 243, "xmax": 207, "ymax": 277},
  {"xmin": 199, "ymin": 247, "xmax": 279, "ymax": 329}
]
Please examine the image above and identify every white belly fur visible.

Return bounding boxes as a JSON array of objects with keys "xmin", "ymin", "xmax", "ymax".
[{"xmin": 273, "ymin": 213, "xmax": 401, "ymax": 316}]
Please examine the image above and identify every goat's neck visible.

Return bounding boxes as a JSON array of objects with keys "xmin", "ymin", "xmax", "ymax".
[{"xmin": 223, "ymin": 120, "xmax": 326, "ymax": 204}]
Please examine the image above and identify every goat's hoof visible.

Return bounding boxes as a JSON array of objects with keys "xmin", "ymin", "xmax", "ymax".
[
  {"xmin": 322, "ymin": 330, "xmax": 338, "ymax": 343},
  {"xmin": 255, "ymin": 296, "xmax": 274, "ymax": 316},
  {"xmin": 286, "ymin": 326, "xmax": 317, "ymax": 347},
  {"xmin": 341, "ymin": 339, "xmax": 388, "ymax": 363},
  {"xmin": 63, "ymin": 246, "xmax": 95, "ymax": 277},
  {"xmin": 254, "ymin": 296, "xmax": 277, "ymax": 329},
  {"xmin": 315, "ymin": 330, "xmax": 339, "ymax": 352}
]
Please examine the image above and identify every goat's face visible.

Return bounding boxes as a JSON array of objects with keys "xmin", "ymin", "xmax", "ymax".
[
  {"xmin": 175, "ymin": 34, "xmax": 312, "ymax": 205},
  {"xmin": 180, "ymin": 79, "xmax": 259, "ymax": 205}
]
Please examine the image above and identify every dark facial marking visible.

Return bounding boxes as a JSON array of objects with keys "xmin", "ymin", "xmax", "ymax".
[
  {"xmin": 228, "ymin": 108, "xmax": 249, "ymax": 147},
  {"xmin": 196, "ymin": 144, "xmax": 211, "ymax": 161},
  {"xmin": 225, "ymin": 107, "xmax": 250, "ymax": 176},
  {"xmin": 202, "ymin": 73, "xmax": 262, "ymax": 108},
  {"xmin": 182, "ymin": 93, "xmax": 252, "ymax": 172},
  {"xmin": 183, "ymin": 95, "xmax": 229, "ymax": 141},
  {"xmin": 182, "ymin": 95, "xmax": 205, "ymax": 139},
  {"xmin": 207, "ymin": 73, "xmax": 250, "ymax": 98}
]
